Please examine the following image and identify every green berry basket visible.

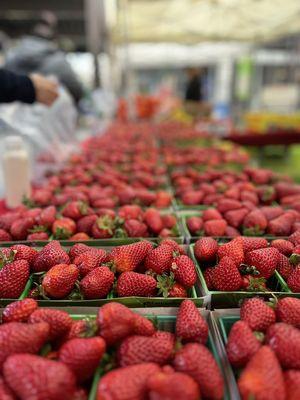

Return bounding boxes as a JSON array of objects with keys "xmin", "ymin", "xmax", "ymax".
[
  {"xmin": 0, "ymin": 244, "xmax": 207, "ymax": 308},
  {"xmin": 189, "ymin": 243, "xmax": 292, "ymax": 308}
]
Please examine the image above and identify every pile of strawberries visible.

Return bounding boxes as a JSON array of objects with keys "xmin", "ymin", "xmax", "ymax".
[
  {"xmin": 193, "ymin": 233, "xmax": 300, "ymax": 293},
  {"xmin": 225, "ymin": 296, "xmax": 300, "ymax": 399},
  {"xmin": 0, "ymin": 299, "xmax": 224, "ymax": 399},
  {"xmin": 0, "ymin": 205, "xmax": 178, "ymax": 242},
  {"xmin": 0, "ymin": 239, "xmax": 197, "ymax": 300}
]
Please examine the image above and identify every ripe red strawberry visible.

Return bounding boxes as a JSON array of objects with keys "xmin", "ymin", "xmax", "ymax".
[
  {"xmin": 288, "ymin": 230, "xmax": 300, "ymax": 246},
  {"xmin": 173, "ymin": 343, "xmax": 224, "ymax": 400},
  {"xmin": 217, "ymin": 198, "xmax": 242, "ymax": 213},
  {"xmin": 243, "ymin": 209, "xmax": 268, "ymax": 235},
  {"xmin": 118, "ymin": 205, "xmax": 143, "ymax": 221},
  {"xmin": 3, "ymin": 354, "xmax": 76, "ymax": 400},
  {"xmin": 29, "ymin": 308, "xmax": 73, "ymax": 341},
  {"xmin": 266, "ymin": 323, "xmax": 300, "ymax": 369},
  {"xmin": 168, "ymin": 283, "xmax": 187, "ymax": 297},
  {"xmin": 0, "ymin": 321, "xmax": 49, "ymax": 368},
  {"xmin": 226, "ymin": 320, "xmax": 262, "ymax": 367},
  {"xmin": 287, "ymin": 266, "xmax": 300, "ymax": 292},
  {"xmin": 144, "ymin": 244, "xmax": 174, "ymax": 274},
  {"xmin": 147, "ymin": 370, "xmax": 200, "ymax": 400},
  {"xmin": 161, "ymin": 214, "xmax": 177, "ymax": 229},
  {"xmin": 144, "ymin": 208, "xmax": 163, "ymax": 234},
  {"xmin": 33, "ymin": 240, "xmax": 70, "ymax": 272},
  {"xmin": 52, "ymin": 218, "xmax": 77, "ymax": 239},
  {"xmin": 36, "ymin": 205, "xmax": 56, "ymax": 227},
  {"xmin": 111, "ymin": 241, "xmax": 153, "ymax": 273},
  {"xmin": 260, "ymin": 205, "xmax": 284, "ymax": 221},
  {"xmin": 240, "ymin": 297, "xmax": 276, "ymax": 332},
  {"xmin": 97, "ymin": 303, "xmax": 135, "ymax": 345},
  {"xmin": 0, "ymin": 229, "xmax": 12, "ymax": 242},
  {"xmin": 276, "ymin": 297, "xmax": 300, "ymax": 328},
  {"xmin": 236, "ymin": 236, "xmax": 268, "ymax": 253},
  {"xmin": 80, "ymin": 266, "xmax": 115, "ymax": 299},
  {"xmin": 0, "ymin": 260, "xmax": 30, "ymax": 298},
  {"xmin": 42, "ymin": 263, "xmax": 79, "ymax": 299},
  {"xmin": 160, "ymin": 239, "xmax": 185, "ymax": 255},
  {"xmin": 277, "ymin": 254, "xmax": 293, "ymax": 280},
  {"xmin": 203, "ymin": 267, "xmax": 216, "ymax": 290},
  {"xmin": 267, "ymin": 213, "xmax": 293, "ymax": 236},
  {"xmin": 181, "ymin": 190, "xmax": 203, "ymax": 206},
  {"xmin": 69, "ymin": 243, "xmax": 91, "ymax": 261},
  {"xmin": 32, "ymin": 188, "xmax": 53, "ymax": 206},
  {"xmin": 97, "ymin": 363, "xmax": 160, "ymax": 400},
  {"xmin": 224, "ymin": 208, "xmax": 248, "ymax": 228},
  {"xmin": 204, "ymin": 219, "xmax": 227, "ymax": 236},
  {"xmin": 202, "ymin": 208, "xmax": 222, "ymax": 221},
  {"xmin": 74, "ymin": 249, "xmax": 108, "ymax": 277},
  {"xmin": 133, "ymin": 314, "xmax": 155, "ymax": 336},
  {"xmin": 27, "ymin": 231, "xmax": 49, "ymax": 240},
  {"xmin": 10, "ymin": 244, "xmax": 38, "ymax": 266},
  {"xmin": 0, "ymin": 375, "xmax": 15, "ymax": 399},
  {"xmin": 10, "ymin": 217, "xmax": 35, "ymax": 240},
  {"xmin": 194, "ymin": 237, "xmax": 218, "ymax": 263},
  {"xmin": 2, "ymin": 298, "xmax": 38, "ymax": 323},
  {"xmin": 284, "ymin": 370, "xmax": 300, "ymax": 400},
  {"xmin": 70, "ymin": 232, "xmax": 90, "ymax": 241},
  {"xmin": 117, "ymin": 271, "xmax": 156, "ymax": 297},
  {"xmin": 271, "ymin": 239, "xmax": 294, "ymax": 256},
  {"xmin": 62, "ymin": 201, "xmax": 90, "ymax": 221},
  {"xmin": 118, "ymin": 335, "xmax": 174, "ymax": 367},
  {"xmin": 59, "ymin": 337, "xmax": 106, "ymax": 382},
  {"xmin": 213, "ymin": 257, "xmax": 242, "ymax": 291},
  {"xmin": 0, "ymin": 212, "xmax": 21, "ymax": 231},
  {"xmin": 91, "ymin": 216, "xmax": 115, "ymax": 239},
  {"xmin": 187, "ymin": 216, "xmax": 203, "ymax": 235},
  {"xmin": 176, "ymin": 299, "xmax": 208, "ymax": 344},
  {"xmin": 77, "ymin": 214, "xmax": 97, "ymax": 235},
  {"xmin": 124, "ymin": 219, "xmax": 148, "ymax": 237},
  {"xmin": 245, "ymin": 247, "xmax": 280, "ymax": 279},
  {"xmin": 217, "ymin": 238, "xmax": 244, "ymax": 266},
  {"xmin": 170, "ymin": 255, "xmax": 197, "ymax": 288},
  {"xmin": 238, "ymin": 346, "xmax": 285, "ymax": 400}
]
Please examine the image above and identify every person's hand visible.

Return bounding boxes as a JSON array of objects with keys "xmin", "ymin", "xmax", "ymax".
[{"xmin": 30, "ymin": 73, "xmax": 59, "ymax": 106}]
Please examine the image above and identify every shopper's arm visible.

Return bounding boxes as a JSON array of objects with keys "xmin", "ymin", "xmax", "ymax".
[{"xmin": 0, "ymin": 68, "xmax": 36, "ymax": 103}]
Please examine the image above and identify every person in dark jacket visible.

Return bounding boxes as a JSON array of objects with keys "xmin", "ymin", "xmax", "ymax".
[
  {"xmin": 0, "ymin": 68, "xmax": 58, "ymax": 105},
  {"xmin": 185, "ymin": 67, "xmax": 203, "ymax": 102}
]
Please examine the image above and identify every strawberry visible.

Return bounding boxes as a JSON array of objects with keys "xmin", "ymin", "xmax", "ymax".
[
  {"xmin": 74, "ymin": 387, "xmax": 88, "ymax": 400},
  {"xmin": 91, "ymin": 216, "xmax": 115, "ymax": 239},
  {"xmin": 202, "ymin": 208, "xmax": 223, "ymax": 221},
  {"xmin": 124, "ymin": 219, "xmax": 148, "ymax": 237},
  {"xmin": 284, "ymin": 370, "xmax": 300, "ymax": 400},
  {"xmin": 181, "ymin": 190, "xmax": 203, "ymax": 206},
  {"xmin": 117, "ymin": 271, "xmax": 156, "ymax": 297},
  {"xmin": 161, "ymin": 214, "xmax": 177, "ymax": 229},
  {"xmin": 0, "ymin": 212, "xmax": 21, "ymax": 231},
  {"xmin": 27, "ymin": 232, "xmax": 49, "ymax": 240},
  {"xmin": 74, "ymin": 249, "xmax": 108, "ymax": 277},
  {"xmin": 160, "ymin": 239, "xmax": 185, "ymax": 255},
  {"xmin": 80, "ymin": 266, "xmax": 115, "ymax": 299},
  {"xmin": 260, "ymin": 206, "xmax": 284, "ymax": 221},
  {"xmin": 0, "ymin": 321, "xmax": 49, "ymax": 368},
  {"xmin": 10, "ymin": 244, "xmax": 38, "ymax": 265},
  {"xmin": 97, "ymin": 363, "xmax": 160, "ymax": 400},
  {"xmin": 173, "ymin": 343, "xmax": 224, "ymax": 400},
  {"xmin": 267, "ymin": 213, "xmax": 293, "ymax": 236},
  {"xmin": 111, "ymin": 241, "xmax": 153, "ymax": 273},
  {"xmin": 277, "ymin": 254, "xmax": 293, "ymax": 280},
  {"xmin": 70, "ymin": 232, "xmax": 90, "ymax": 241},
  {"xmin": 266, "ymin": 323, "xmax": 300, "ymax": 369},
  {"xmin": 77, "ymin": 214, "xmax": 97, "ymax": 235},
  {"xmin": 217, "ymin": 198, "xmax": 242, "ymax": 213},
  {"xmin": 243, "ymin": 209, "xmax": 268, "ymax": 235},
  {"xmin": 118, "ymin": 335, "xmax": 173, "ymax": 367},
  {"xmin": 0, "ymin": 260, "xmax": 30, "ymax": 298},
  {"xmin": 36, "ymin": 205, "xmax": 56, "ymax": 227},
  {"xmin": 143, "ymin": 208, "xmax": 164, "ymax": 234},
  {"xmin": 245, "ymin": 247, "xmax": 280, "ymax": 279},
  {"xmin": 238, "ymin": 346, "xmax": 285, "ymax": 400},
  {"xmin": 133, "ymin": 314, "xmax": 156, "ymax": 336},
  {"xmin": 144, "ymin": 244, "xmax": 174, "ymax": 274},
  {"xmin": 10, "ymin": 217, "xmax": 35, "ymax": 240},
  {"xmin": 69, "ymin": 243, "xmax": 91, "ymax": 261},
  {"xmin": 236, "ymin": 236, "xmax": 268, "ymax": 253},
  {"xmin": 213, "ymin": 257, "xmax": 242, "ymax": 291},
  {"xmin": 288, "ymin": 230, "xmax": 300, "ymax": 246},
  {"xmin": 240, "ymin": 297, "xmax": 276, "ymax": 331},
  {"xmin": 0, "ymin": 375, "xmax": 15, "ymax": 400},
  {"xmin": 59, "ymin": 337, "xmax": 106, "ymax": 382},
  {"xmin": 186, "ymin": 216, "xmax": 203, "ymax": 235},
  {"xmin": 146, "ymin": 370, "xmax": 200, "ymax": 400},
  {"xmin": 97, "ymin": 303, "xmax": 135, "ymax": 345},
  {"xmin": 52, "ymin": 218, "xmax": 77, "ymax": 239},
  {"xmin": 2, "ymin": 298, "xmax": 38, "ymax": 323},
  {"xmin": 29, "ymin": 308, "xmax": 73, "ymax": 341},
  {"xmin": 32, "ymin": 188, "xmax": 53, "ymax": 206},
  {"xmin": 33, "ymin": 240, "xmax": 70, "ymax": 272},
  {"xmin": 176, "ymin": 299, "xmax": 208, "ymax": 344},
  {"xmin": 170, "ymin": 255, "xmax": 197, "ymax": 288},
  {"xmin": 271, "ymin": 239, "xmax": 294, "ymax": 256},
  {"xmin": 226, "ymin": 320, "xmax": 262, "ymax": 367},
  {"xmin": 217, "ymin": 238, "xmax": 244, "ymax": 266},
  {"xmin": 62, "ymin": 201, "xmax": 90, "ymax": 220},
  {"xmin": 276, "ymin": 297, "xmax": 300, "ymax": 328},
  {"xmin": 42, "ymin": 263, "xmax": 79, "ymax": 299},
  {"xmin": 3, "ymin": 354, "xmax": 76, "ymax": 400},
  {"xmin": 204, "ymin": 219, "xmax": 227, "ymax": 236},
  {"xmin": 118, "ymin": 205, "xmax": 143, "ymax": 221},
  {"xmin": 203, "ymin": 267, "xmax": 216, "ymax": 289},
  {"xmin": 0, "ymin": 230, "xmax": 11, "ymax": 242},
  {"xmin": 168, "ymin": 283, "xmax": 187, "ymax": 297},
  {"xmin": 194, "ymin": 237, "xmax": 218, "ymax": 263},
  {"xmin": 224, "ymin": 208, "xmax": 248, "ymax": 228}
]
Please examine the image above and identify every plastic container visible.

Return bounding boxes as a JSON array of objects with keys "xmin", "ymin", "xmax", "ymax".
[{"xmin": 2, "ymin": 136, "xmax": 31, "ymax": 208}]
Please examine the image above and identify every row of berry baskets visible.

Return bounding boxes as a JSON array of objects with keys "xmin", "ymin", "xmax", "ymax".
[{"xmin": 0, "ymin": 236, "xmax": 299, "ymax": 309}]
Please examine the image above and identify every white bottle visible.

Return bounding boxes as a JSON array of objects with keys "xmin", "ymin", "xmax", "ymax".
[{"xmin": 2, "ymin": 136, "xmax": 31, "ymax": 208}]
